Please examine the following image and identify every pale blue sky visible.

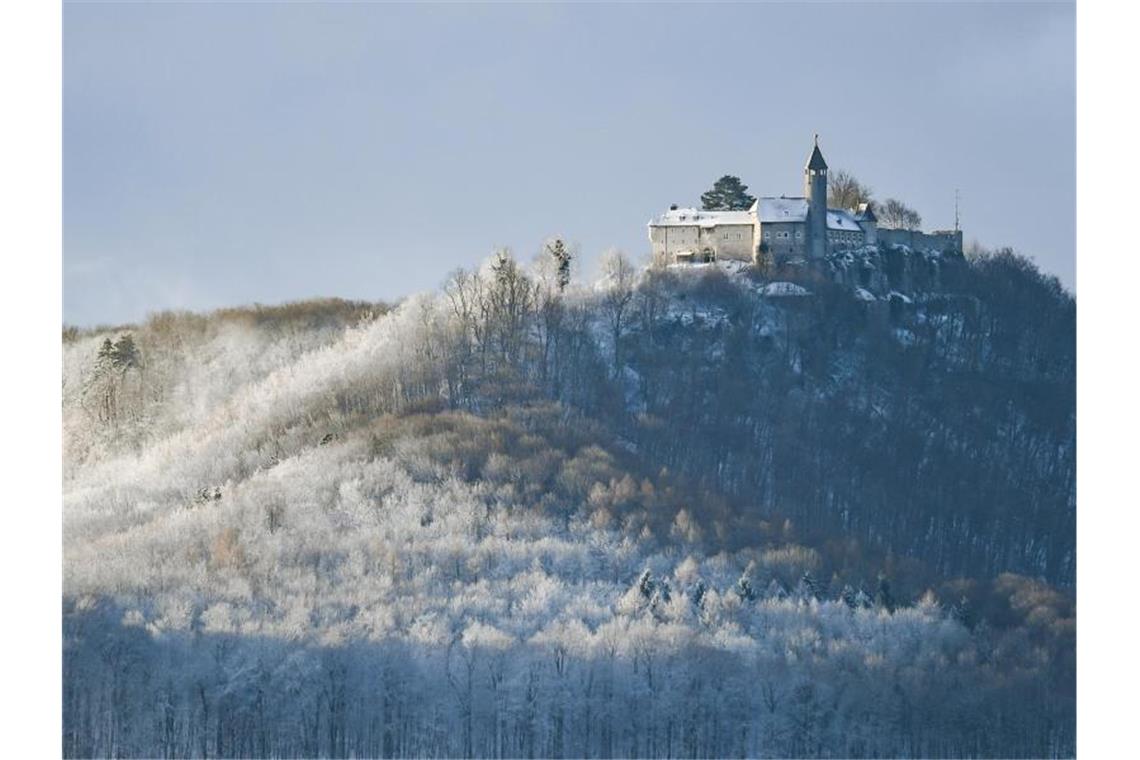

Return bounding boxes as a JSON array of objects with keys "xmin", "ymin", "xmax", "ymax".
[{"xmin": 64, "ymin": 1, "xmax": 1074, "ymax": 326}]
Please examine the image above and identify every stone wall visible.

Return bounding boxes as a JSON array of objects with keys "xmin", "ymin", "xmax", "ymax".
[
  {"xmin": 650, "ymin": 222, "xmax": 757, "ymax": 263},
  {"xmin": 877, "ymin": 228, "xmax": 963, "ymax": 255},
  {"xmin": 702, "ymin": 223, "xmax": 755, "ymax": 261},
  {"xmin": 760, "ymin": 221, "xmax": 807, "ymax": 261}
]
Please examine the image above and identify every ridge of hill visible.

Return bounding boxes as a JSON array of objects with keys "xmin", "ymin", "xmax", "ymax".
[{"xmin": 63, "ymin": 246, "xmax": 1075, "ymax": 758}]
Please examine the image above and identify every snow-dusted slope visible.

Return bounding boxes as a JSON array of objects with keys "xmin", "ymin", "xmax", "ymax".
[{"xmin": 63, "ymin": 255, "xmax": 1074, "ymax": 758}]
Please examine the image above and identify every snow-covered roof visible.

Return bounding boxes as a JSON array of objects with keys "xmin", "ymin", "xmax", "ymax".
[
  {"xmin": 827, "ymin": 208, "xmax": 863, "ymax": 232},
  {"xmin": 648, "ymin": 207, "xmax": 754, "ymax": 228},
  {"xmin": 757, "ymin": 197, "xmax": 808, "ymax": 223},
  {"xmin": 648, "ymin": 199, "xmax": 865, "ymax": 230},
  {"xmin": 762, "ymin": 281, "xmax": 812, "ymax": 297}
]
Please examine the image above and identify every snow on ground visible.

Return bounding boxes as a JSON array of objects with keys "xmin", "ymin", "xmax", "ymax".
[
  {"xmin": 888, "ymin": 290, "xmax": 913, "ymax": 304},
  {"xmin": 664, "ymin": 259, "xmax": 753, "ymax": 277},
  {"xmin": 763, "ymin": 281, "xmax": 812, "ymax": 297},
  {"xmin": 893, "ymin": 328, "xmax": 917, "ymax": 347}
]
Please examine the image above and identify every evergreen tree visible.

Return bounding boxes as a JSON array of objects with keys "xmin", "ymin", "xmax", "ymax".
[
  {"xmin": 92, "ymin": 338, "xmax": 117, "ymax": 382},
  {"xmin": 111, "ymin": 334, "xmax": 141, "ymax": 370},
  {"xmin": 638, "ymin": 569, "xmax": 655, "ymax": 599},
  {"xmin": 799, "ymin": 571, "xmax": 824, "ymax": 601},
  {"xmin": 736, "ymin": 573, "xmax": 756, "ymax": 602},
  {"xmin": 85, "ymin": 338, "xmax": 119, "ymax": 423},
  {"xmin": 546, "ymin": 239, "xmax": 572, "ymax": 294},
  {"xmin": 700, "ymin": 175, "xmax": 756, "ymax": 211},
  {"xmin": 766, "ymin": 578, "xmax": 788, "ymax": 600},
  {"xmin": 691, "ymin": 580, "xmax": 707, "ymax": 611},
  {"xmin": 951, "ymin": 596, "xmax": 975, "ymax": 629},
  {"xmin": 875, "ymin": 575, "xmax": 896, "ymax": 613},
  {"xmin": 649, "ymin": 579, "xmax": 672, "ymax": 617},
  {"xmin": 97, "ymin": 337, "xmax": 115, "ymax": 365}
]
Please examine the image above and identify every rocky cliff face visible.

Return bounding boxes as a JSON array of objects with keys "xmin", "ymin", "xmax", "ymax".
[{"xmin": 822, "ymin": 242, "xmax": 964, "ymax": 295}]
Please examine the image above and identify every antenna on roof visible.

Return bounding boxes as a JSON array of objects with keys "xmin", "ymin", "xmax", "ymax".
[{"xmin": 954, "ymin": 189, "xmax": 960, "ymax": 233}]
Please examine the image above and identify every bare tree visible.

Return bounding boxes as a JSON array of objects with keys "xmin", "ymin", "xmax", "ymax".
[
  {"xmin": 599, "ymin": 249, "xmax": 636, "ymax": 376},
  {"xmin": 443, "ymin": 268, "xmax": 487, "ymax": 403},
  {"xmin": 487, "ymin": 249, "xmax": 538, "ymax": 368},
  {"xmin": 827, "ymin": 170, "xmax": 873, "ymax": 211},
  {"xmin": 878, "ymin": 198, "xmax": 923, "ymax": 230}
]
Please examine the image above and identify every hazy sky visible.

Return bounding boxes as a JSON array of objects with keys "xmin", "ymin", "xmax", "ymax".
[{"xmin": 64, "ymin": 1, "xmax": 1074, "ymax": 326}]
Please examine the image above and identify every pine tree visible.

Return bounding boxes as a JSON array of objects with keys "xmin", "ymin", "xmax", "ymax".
[
  {"xmin": 85, "ymin": 338, "xmax": 119, "ymax": 423},
  {"xmin": 766, "ymin": 578, "xmax": 788, "ymax": 600},
  {"xmin": 691, "ymin": 580, "xmax": 707, "ymax": 611},
  {"xmin": 638, "ymin": 569, "xmax": 655, "ymax": 599},
  {"xmin": 700, "ymin": 175, "xmax": 756, "ymax": 211},
  {"xmin": 96, "ymin": 337, "xmax": 115, "ymax": 367},
  {"xmin": 875, "ymin": 575, "xmax": 895, "ymax": 613},
  {"xmin": 648, "ymin": 578, "xmax": 672, "ymax": 618},
  {"xmin": 736, "ymin": 573, "xmax": 756, "ymax": 602},
  {"xmin": 546, "ymin": 239, "xmax": 572, "ymax": 293},
  {"xmin": 799, "ymin": 572, "xmax": 824, "ymax": 601},
  {"xmin": 951, "ymin": 596, "xmax": 975, "ymax": 629},
  {"xmin": 110, "ymin": 334, "xmax": 141, "ymax": 370}
]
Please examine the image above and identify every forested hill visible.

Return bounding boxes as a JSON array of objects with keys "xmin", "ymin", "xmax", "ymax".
[{"xmin": 63, "ymin": 245, "xmax": 1075, "ymax": 758}]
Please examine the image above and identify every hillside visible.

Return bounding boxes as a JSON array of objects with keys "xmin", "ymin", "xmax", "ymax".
[{"xmin": 63, "ymin": 247, "xmax": 1075, "ymax": 758}]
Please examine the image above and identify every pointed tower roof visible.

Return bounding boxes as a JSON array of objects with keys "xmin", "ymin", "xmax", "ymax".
[
  {"xmin": 806, "ymin": 134, "xmax": 828, "ymax": 170},
  {"xmin": 855, "ymin": 201, "xmax": 877, "ymax": 222}
]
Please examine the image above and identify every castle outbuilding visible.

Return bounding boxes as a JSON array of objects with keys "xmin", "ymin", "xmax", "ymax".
[{"xmin": 648, "ymin": 137, "xmax": 961, "ymax": 265}]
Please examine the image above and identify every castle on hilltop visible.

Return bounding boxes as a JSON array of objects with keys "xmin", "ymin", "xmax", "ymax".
[{"xmin": 648, "ymin": 137, "xmax": 962, "ymax": 266}]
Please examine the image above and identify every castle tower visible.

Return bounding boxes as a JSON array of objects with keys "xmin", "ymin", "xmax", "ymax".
[
  {"xmin": 855, "ymin": 201, "xmax": 877, "ymax": 246},
  {"xmin": 804, "ymin": 134, "xmax": 828, "ymax": 258}
]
